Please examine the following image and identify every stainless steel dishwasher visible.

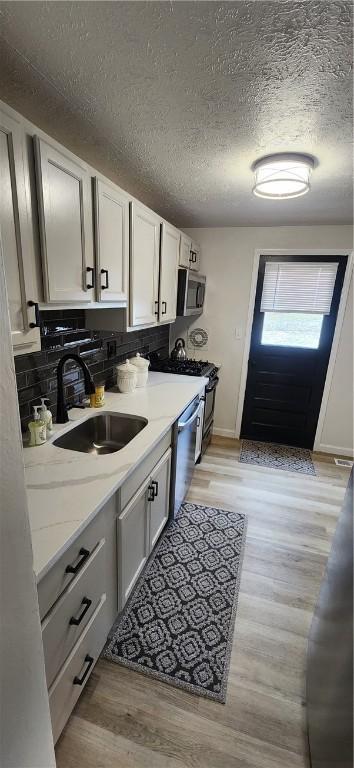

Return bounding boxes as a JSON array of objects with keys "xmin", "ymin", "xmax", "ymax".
[{"xmin": 170, "ymin": 396, "xmax": 201, "ymax": 518}]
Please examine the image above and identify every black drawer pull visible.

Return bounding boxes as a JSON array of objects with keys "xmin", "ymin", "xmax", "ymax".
[
  {"xmin": 65, "ymin": 547, "xmax": 90, "ymax": 575},
  {"xmin": 154, "ymin": 300, "xmax": 159, "ymax": 316},
  {"xmin": 101, "ymin": 268, "xmax": 109, "ymax": 289},
  {"xmin": 28, "ymin": 300, "xmax": 40, "ymax": 328},
  {"xmin": 73, "ymin": 654, "xmax": 94, "ymax": 686},
  {"xmin": 162, "ymin": 301, "xmax": 167, "ymax": 315},
  {"xmin": 86, "ymin": 266, "xmax": 95, "ymax": 289},
  {"xmin": 69, "ymin": 597, "xmax": 92, "ymax": 626},
  {"xmin": 152, "ymin": 480, "xmax": 159, "ymax": 498}
]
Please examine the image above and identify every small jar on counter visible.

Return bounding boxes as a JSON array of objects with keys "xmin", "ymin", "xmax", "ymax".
[
  {"xmin": 116, "ymin": 360, "xmax": 137, "ymax": 393},
  {"xmin": 130, "ymin": 352, "xmax": 150, "ymax": 388},
  {"xmin": 90, "ymin": 385, "xmax": 105, "ymax": 408}
]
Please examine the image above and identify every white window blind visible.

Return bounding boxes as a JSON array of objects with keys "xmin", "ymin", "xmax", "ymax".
[{"xmin": 260, "ymin": 261, "xmax": 338, "ymax": 314}]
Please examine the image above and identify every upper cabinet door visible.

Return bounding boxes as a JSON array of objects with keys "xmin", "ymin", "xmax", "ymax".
[
  {"xmin": 189, "ymin": 240, "xmax": 201, "ymax": 272},
  {"xmin": 159, "ymin": 223, "xmax": 179, "ymax": 324},
  {"xmin": 179, "ymin": 232, "xmax": 191, "ymax": 268},
  {"xmin": 129, "ymin": 202, "xmax": 160, "ymax": 327},
  {"xmin": 0, "ymin": 107, "xmax": 40, "ymax": 353},
  {"xmin": 94, "ymin": 178, "xmax": 129, "ymax": 303},
  {"xmin": 34, "ymin": 137, "xmax": 94, "ymax": 303}
]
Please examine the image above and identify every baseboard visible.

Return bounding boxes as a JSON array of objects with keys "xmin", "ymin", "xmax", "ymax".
[
  {"xmin": 317, "ymin": 443, "xmax": 354, "ymax": 458},
  {"xmin": 212, "ymin": 427, "xmax": 237, "ymax": 439}
]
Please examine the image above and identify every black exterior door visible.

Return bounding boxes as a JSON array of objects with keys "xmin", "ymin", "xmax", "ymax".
[{"xmin": 240, "ymin": 255, "xmax": 347, "ymax": 449}]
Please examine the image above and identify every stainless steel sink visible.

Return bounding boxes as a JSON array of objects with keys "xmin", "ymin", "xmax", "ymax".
[{"xmin": 53, "ymin": 412, "xmax": 148, "ymax": 455}]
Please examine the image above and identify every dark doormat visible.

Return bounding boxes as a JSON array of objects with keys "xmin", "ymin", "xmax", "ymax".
[
  {"xmin": 104, "ymin": 502, "xmax": 247, "ymax": 702},
  {"xmin": 239, "ymin": 439, "xmax": 316, "ymax": 475}
]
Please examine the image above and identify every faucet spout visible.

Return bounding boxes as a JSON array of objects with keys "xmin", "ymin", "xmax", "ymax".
[{"xmin": 56, "ymin": 354, "xmax": 95, "ymax": 424}]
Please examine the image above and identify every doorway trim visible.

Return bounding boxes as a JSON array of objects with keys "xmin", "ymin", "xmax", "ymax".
[{"xmin": 235, "ymin": 248, "xmax": 353, "ymax": 453}]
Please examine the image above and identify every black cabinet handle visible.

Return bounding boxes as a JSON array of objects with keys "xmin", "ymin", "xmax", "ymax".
[
  {"xmin": 162, "ymin": 301, "xmax": 167, "ymax": 315},
  {"xmin": 69, "ymin": 597, "xmax": 92, "ymax": 626},
  {"xmin": 101, "ymin": 268, "xmax": 109, "ymax": 290},
  {"xmin": 86, "ymin": 266, "xmax": 95, "ymax": 289},
  {"xmin": 73, "ymin": 654, "xmax": 94, "ymax": 686},
  {"xmin": 154, "ymin": 300, "xmax": 159, "ymax": 316},
  {"xmin": 28, "ymin": 300, "xmax": 40, "ymax": 328},
  {"xmin": 152, "ymin": 480, "xmax": 159, "ymax": 498},
  {"xmin": 147, "ymin": 484, "xmax": 155, "ymax": 502},
  {"xmin": 65, "ymin": 547, "xmax": 90, "ymax": 575}
]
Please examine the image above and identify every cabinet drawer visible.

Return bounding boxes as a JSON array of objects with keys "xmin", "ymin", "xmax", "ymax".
[
  {"xmin": 49, "ymin": 594, "xmax": 107, "ymax": 744},
  {"xmin": 38, "ymin": 510, "xmax": 105, "ymax": 620},
  {"xmin": 42, "ymin": 539, "xmax": 106, "ymax": 687},
  {"xmin": 119, "ymin": 430, "xmax": 171, "ymax": 511}
]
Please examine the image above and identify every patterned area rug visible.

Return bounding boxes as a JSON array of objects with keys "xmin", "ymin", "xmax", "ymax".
[
  {"xmin": 104, "ymin": 502, "xmax": 247, "ymax": 702},
  {"xmin": 239, "ymin": 440, "xmax": 316, "ymax": 475}
]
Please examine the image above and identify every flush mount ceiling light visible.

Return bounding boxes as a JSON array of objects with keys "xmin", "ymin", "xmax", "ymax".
[{"xmin": 252, "ymin": 153, "xmax": 315, "ymax": 200}]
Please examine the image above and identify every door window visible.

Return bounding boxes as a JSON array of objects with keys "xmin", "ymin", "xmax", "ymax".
[{"xmin": 261, "ymin": 312, "xmax": 324, "ymax": 349}]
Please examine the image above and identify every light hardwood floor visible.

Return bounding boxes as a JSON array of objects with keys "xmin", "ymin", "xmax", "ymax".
[{"xmin": 56, "ymin": 437, "xmax": 350, "ymax": 768}]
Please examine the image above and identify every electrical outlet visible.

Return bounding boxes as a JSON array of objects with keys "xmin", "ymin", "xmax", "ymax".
[{"xmin": 107, "ymin": 339, "xmax": 117, "ymax": 358}]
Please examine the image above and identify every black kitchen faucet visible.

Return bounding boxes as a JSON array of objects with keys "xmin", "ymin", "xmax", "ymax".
[{"xmin": 56, "ymin": 354, "xmax": 95, "ymax": 423}]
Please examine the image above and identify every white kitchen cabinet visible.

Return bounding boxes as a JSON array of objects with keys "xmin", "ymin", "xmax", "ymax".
[
  {"xmin": 34, "ymin": 136, "xmax": 95, "ymax": 303},
  {"xmin": 94, "ymin": 178, "xmax": 129, "ymax": 303},
  {"xmin": 129, "ymin": 201, "xmax": 160, "ymax": 327},
  {"xmin": 48, "ymin": 594, "xmax": 107, "ymax": 744},
  {"xmin": 190, "ymin": 240, "xmax": 201, "ymax": 272},
  {"xmin": 179, "ymin": 232, "xmax": 192, "ymax": 268},
  {"xmin": 0, "ymin": 106, "xmax": 40, "ymax": 353},
  {"xmin": 159, "ymin": 223, "xmax": 179, "ymax": 323},
  {"xmin": 39, "ymin": 495, "xmax": 117, "ymax": 743},
  {"xmin": 117, "ymin": 476, "xmax": 150, "ymax": 609},
  {"xmin": 117, "ymin": 446, "xmax": 172, "ymax": 609},
  {"xmin": 149, "ymin": 449, "xmax": 171, "ymax": 550}
]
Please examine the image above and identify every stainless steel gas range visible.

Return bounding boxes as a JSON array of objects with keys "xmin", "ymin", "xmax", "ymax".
[{"xmin": 149, "ymin": 354, "xmax": 219, "ymax": 461}]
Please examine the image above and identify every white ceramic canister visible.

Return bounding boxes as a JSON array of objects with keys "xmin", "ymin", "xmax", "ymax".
[
  {"xmin": 116, "ymin": 359, "xmax": 137, "ymax": 393},
  {"xmin": 130, "ymin": 352, "xmax": 150, "ymax": 388}
]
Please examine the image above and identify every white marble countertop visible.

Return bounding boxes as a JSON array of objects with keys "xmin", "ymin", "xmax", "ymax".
[{"xmin": 24, "ymin": 372, "xmax": 207, "ymax": 582}]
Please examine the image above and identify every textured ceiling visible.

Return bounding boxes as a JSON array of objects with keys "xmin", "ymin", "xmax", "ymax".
[{"xmin": 0, "ymin": 1, "xmax": 352, "ymax": 227}]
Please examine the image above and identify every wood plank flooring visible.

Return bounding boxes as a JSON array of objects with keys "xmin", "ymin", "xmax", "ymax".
[{"xmin": 56, "ymin": 437, "xmax": 350, "ymax": 768}]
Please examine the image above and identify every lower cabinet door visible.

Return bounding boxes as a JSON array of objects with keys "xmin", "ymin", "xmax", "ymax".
[
  {"xmin": 48, "ymin": 594, "xmax": 107, "ymax": 744},
  {"xmin": 149, "ymin": 449, "xmax": 171, "ymax": 550},
  {"xmin": 117, "ymin": 478, "xmax": 150, "ymax": 610}
]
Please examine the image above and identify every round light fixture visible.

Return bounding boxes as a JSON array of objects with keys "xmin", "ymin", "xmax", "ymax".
[{"xmin": 252, "ymin": 153, "xmax": 315, "ymax": 200}]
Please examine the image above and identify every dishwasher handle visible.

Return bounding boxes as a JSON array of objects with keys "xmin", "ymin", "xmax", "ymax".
[{"xmin": 178, "ymin": 402, "xmax": 201, "ymax": 432}]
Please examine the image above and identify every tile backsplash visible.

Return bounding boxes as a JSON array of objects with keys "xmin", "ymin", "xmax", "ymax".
[{"xmin": 16, "ymin": 310, "xmax": 169, "ymax": 432}]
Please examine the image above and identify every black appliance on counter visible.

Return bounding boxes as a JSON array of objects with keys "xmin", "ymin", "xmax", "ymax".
[{"xmin": 149, "ymin": 353, "xmax": 219, "ymax": 459}]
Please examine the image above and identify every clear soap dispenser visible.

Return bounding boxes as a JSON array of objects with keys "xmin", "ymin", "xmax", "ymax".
[
  {"xmin": 28, "ymin": 405, "xmax": 47, "ymax": 446},
  {"xmin": 39, "ymin": 398, "xmax": 53, "ymax": 434}
]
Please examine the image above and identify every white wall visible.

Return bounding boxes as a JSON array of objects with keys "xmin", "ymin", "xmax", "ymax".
[
  {"xmin": 319, "ymin": 273, "xmax": 353, "ymax": 455},
  {"xmin": 0, "ymin": 245, "xmax": 55, "ymax": 767},
  {"xmin": 171, "ymin": 225, "xmax": 353, "ymax": 454}
]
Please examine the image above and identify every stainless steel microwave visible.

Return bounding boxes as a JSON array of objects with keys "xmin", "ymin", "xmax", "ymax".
[{"xmin": 176, "ymin": 269, "xmax": 206, "ymax": 316}]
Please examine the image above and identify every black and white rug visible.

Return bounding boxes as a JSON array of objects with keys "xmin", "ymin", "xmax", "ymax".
[
  {"xmin": 239, "ymin": 439, "xmax": 316, "ymax": 475},
  {"xmin": 104, "ymin": 502, "xmax": 247, "ymax": 702}
]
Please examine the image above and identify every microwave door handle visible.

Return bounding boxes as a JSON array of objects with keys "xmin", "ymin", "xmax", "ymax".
[{"xmin": 197, "ymin": 283, "xmax": 204, "ymax": 308}]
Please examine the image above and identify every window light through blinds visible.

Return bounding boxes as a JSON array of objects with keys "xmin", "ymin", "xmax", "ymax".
[{"xmin": 260, "ymin": 261, "xmax": 338, "ymax": 314}]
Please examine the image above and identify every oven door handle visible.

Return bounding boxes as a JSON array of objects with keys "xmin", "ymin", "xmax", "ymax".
[
  {"xmin": 205, "ymin": 376, "xmax": 219, "ymax": 393},
  {"xmin": 178, "ymin": 404, "xmax": 201, "ymax": 432}
]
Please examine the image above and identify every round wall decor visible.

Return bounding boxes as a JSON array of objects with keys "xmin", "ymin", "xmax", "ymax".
[{"xmin": 188, "ymin": 327, "xmax": 209, "ymax": 348}]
